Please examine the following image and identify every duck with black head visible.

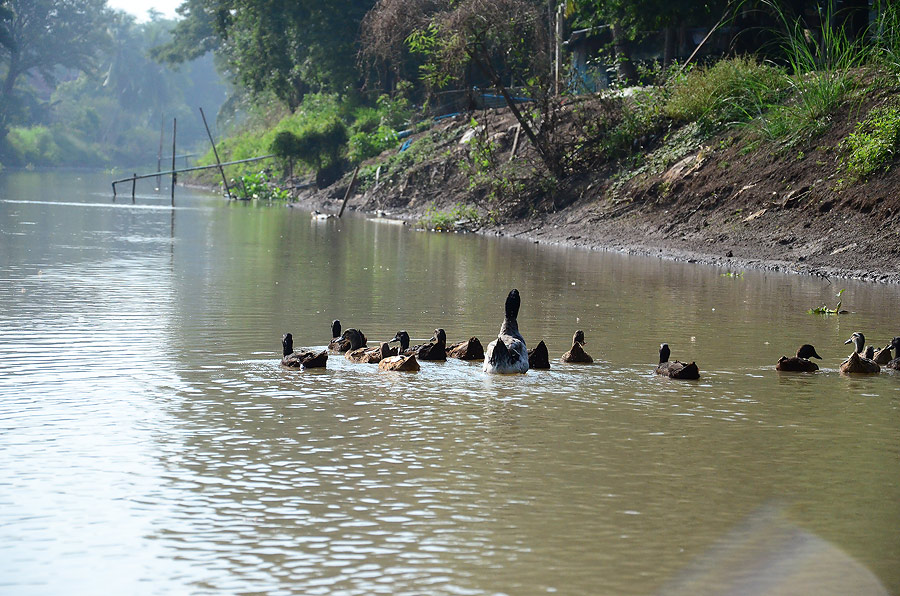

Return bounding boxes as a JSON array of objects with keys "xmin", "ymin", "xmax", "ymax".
[
  {"xmin": 776, "ymin": 344, "xmax": 822, "ymax": 372},
  {"xmin": 840, "ymin": 332, "xmax": 880, "ymax": 374},
  {"xmin": 561, "ymin": 330, "xmax": 593, "ymax": 363},
  {"xmin": 484, "ymin": 289, "xmax": 529, "ymax": 374},
  {"xmin": 327, "ymin": 320, "xmax": 367, "ymax": 352},
  {"xmin": 415, "ymin": 329, "xmax": 448, "ymax": 361},
  {"xmin": 281, "ymin": 333, "xmax": 328, "ymax": 369},
  {"xmin": 885, "ymin": 337, "xmax": 900, "ymax": 370},
  {"xmin": 656, "ymin": 343, "xmax": 700, "ymax": 380}
]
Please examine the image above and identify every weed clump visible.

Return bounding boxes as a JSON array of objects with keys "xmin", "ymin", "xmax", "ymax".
[{"xmin": 841, "ymin": 103, "xmax": 900, "ymax": 179}]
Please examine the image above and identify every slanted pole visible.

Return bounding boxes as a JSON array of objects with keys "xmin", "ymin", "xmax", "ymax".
[
  {"xmin": 131, "ymin": 173, "xmax": 137, "ymax": 203},
  {"xmin": 199, "ymin": 107, "xmax": 232, "ymax": 200},
  {"xmin": 338, "ymin": 165, "xmax": 360, "ymax": 218}
]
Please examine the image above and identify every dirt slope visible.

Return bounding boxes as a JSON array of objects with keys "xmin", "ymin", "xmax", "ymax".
[{"xmin": 299, "ymin": 92, "xmax": 900, "ymax": 284}]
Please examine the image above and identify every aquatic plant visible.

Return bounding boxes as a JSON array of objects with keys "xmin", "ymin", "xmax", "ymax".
[
  {"xmin": 808, "ymin": 288, "xmax": 847, "ymax": 314},
  {"xmin": 230, "ymin": 170, "xmax": 291, "ymax": 201}
]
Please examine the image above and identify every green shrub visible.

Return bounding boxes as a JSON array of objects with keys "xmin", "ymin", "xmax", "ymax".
[
  {"xmin": 418, "ymin": 202, "xmax": 480, "ymax": 231},
  {"xmin": 348, "ymin": 125, "xmax": 399, "ymax": 163},
  {"xmin": 230, "ymin": 170, "xmax": 291, "ymax": 200},
  {"xmin": 841, "ymin": 103, "xmax": 900, "ymax": 178}
]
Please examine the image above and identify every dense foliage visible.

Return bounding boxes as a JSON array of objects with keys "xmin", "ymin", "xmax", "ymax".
[
  {"xmin": 153, "ymin": 0, "xmax": 375, "ymax": 110},
  {"xmin": 0, "ymin": 4, "xmax": 227, "ymax": 168}
]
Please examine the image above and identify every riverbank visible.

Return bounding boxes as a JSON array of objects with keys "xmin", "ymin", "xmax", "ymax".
[{"xmin": 290, "ymin": 85, "xmax": 900, "ymax": 285}]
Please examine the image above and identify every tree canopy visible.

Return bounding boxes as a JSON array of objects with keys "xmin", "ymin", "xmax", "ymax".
[{"xmin": 154, "ymin": 0, "xmax": 375, "ymax": 110}]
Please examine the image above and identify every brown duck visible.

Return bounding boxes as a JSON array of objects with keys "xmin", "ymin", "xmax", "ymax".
[
  {"xmin": 840, "ymin": 332, "xmax": 880, "ymax": 374},
  {"xmin": 656, "ymin": 343, "xmax": 700, "ymax": 380},
  {"xmin": 885, "ymin": 337, "xmax": 900, "ymax": 370},
  {"xmin": 328, "ymin": 320, "xmax": 367, "ymax": 352},
  {"xmin": 281, "ymin": 333, "xmax": 328, "ymax": 369},
  {"xmin": 378, "ymin": 351, "xmax": 420, "ymax": 372},
  {"xmin": 561, "ymin": 330, "xmax": 593, "ymax": 363},
  {"xmin": 775, "ymin": 344, "xmax": 821, "ymax": 372},
  {"xmin": 447, "ymin": 336, "xmax": 485, "ymax": 360},
  {"xmin": 528, "ymin": 340, "xmax": 550, "ymax": 370}
]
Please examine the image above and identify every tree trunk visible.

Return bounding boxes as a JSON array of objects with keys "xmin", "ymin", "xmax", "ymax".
[
  {"xmin": 663, "ymin": 26, "xmax": 677, "ymax": 68},
  {"xmin": 611, "ymin": 23, "xmax": 638, "ymax": 85},
  {"xmin": 468, "ymin": 44, "xmax": 562, "ymax": 178}
]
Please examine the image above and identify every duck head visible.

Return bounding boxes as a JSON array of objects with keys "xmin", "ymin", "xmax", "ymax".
[
  {"xmin": 341, "ymin": 328, "xmax": 365, "ymax": 351},
  {"xmin": 282, "ymin": 333, "xmax": 294, "ymax": 357},
  {"xmin": 573, "ymin": 330, "xmax": 586, "ymax": 346},
  {"xmin": 505, "ymin": 289, "xmax": 520, "ymax": 321},
  {"xmin": 844, "ymin": 332, "xmax": 865, "ymax": 354},
  {"xmin": 796, "ymin": 344, "xmax": 822, "ymax": 359},
  {"xmin": 892, "ymin": 337, "xmax": 900, "ymax": 352},
  {"xmin": 659, "ymin": 343, "xmax": 670, "ymax": 364},
  {"xmin": 432, "ymin": 328, "xmax": 447, "ymax": 346},
  {"xmin": 331, "ymin": 319, "xmax": 341, "ymax": 339},
  {"xmin": 390, "ymin": 330, "xmax": 411, "ymax": 351}
]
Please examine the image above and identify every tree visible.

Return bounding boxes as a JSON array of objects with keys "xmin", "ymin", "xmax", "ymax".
[
  {"xmin": 153, "ymin": 0, "xmax": 374, "ymax": 110},
  {"xmin": 360, "ymin": 0, "xmax": 563, "ymax": 176},
  {"xmin": 570, "ymin": 0, "xmax": 730, "ymax": 79},
  {"xmin": 0, "ymin": 0, "xmax": 112, "ymax": 134}
]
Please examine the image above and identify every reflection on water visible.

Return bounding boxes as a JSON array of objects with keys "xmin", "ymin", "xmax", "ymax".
[{"xmin": 0, "ymin": 171, "xmax": 898, "ymax": 595}]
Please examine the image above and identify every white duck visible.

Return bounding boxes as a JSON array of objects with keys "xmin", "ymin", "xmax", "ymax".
[{"xmin": 483, "ymin": 288, "xmax": 529, "ymax": 374}]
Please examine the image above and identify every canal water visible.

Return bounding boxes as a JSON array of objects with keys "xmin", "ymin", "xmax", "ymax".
[{"xmin": 1, "ymin": 171, "xmax": 898, "ymax": 595}]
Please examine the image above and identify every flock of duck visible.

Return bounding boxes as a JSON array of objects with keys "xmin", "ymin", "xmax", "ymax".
[{"xmin": 281, "ymin": 289, "xmax": 900, "ymax": 378}]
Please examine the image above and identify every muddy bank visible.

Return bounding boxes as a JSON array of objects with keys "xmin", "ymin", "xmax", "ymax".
[{"xmin": 294, "ymin": 94, "xmax": 900, "ymax": 285}]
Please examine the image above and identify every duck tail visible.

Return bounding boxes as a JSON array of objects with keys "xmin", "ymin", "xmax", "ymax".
[{"xmin": 490, "ymin": 338, "xmax": 510, "ymax": 366}]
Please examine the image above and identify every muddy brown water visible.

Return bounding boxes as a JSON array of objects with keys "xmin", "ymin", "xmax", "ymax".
[{"xmin": 1, "ymin": 171, "xmax": 898, "ymax": 595}]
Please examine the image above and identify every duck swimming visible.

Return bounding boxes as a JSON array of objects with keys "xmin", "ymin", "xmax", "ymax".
[
  {"xmin": 484, "ymin": 289, "xmax": 529, "ymax": 374},
  {"xmin": 885, "ymin": 337, "xmax": 900, "ymax": 370},
  {"xmin": 840, "ymin": 332, "xmax": 880, "ymax": 374},
  {"xmin": 656, "ymin": 343, "xmax": 700, "ymax": 380},
  {"xmin": 561, "ymin": 330, "xmax": 593, "ymax": 363},
  {"xmin": 446, "ymin": 336, "xmax": 485, "ymax": 360},
  {"xmin": 775, "ymin": 344, "xmax": 822, "ymax": 372},
  {"xmin": 872, "ymin": 341, "xmax": 894, "ymax": 365},
  {"xmin": 528, "ymin": 340, "xmax": 550, "ymax": 369},
  {"xmin": 347, "ymin": 339, "xmax": 395, "ymax": 364},
  {"xmin": 378, "ymin": 351, "xmax": 420, "ymax": 372},
  {"xmin": 415, "ymin": 328, "xmax": 448, "ymax": 361},
  {"xmin": 328, "ymin": 320, "xmax": 368, "ymax": 352},
  {"xmin": 281, "ymin": 333, "xmax": 328, "ymax": 369}
]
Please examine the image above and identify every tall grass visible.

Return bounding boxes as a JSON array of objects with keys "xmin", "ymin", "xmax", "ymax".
[
  {"xmin": 757, "ymin": 0, "xmax": 868, "ymax": 145},
  {"xmin": 873, "ymin": 0, "xmax": 900, "ymax": 77},
  {"xmin": 665, "ymin": 57, "xmax": 786, "ymax": 132}
]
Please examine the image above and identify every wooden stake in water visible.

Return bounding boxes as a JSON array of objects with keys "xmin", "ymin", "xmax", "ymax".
[
  {"xmin": 171, "ymin": 118, "xmax": 177, "ymax": 206},
  {"xmin": 132, "ymin": 173, "xmax": 137, "ymax": 203},
  {"xmin": 339, "ymin": 165, "xmax": 360, "ymax": 218}
]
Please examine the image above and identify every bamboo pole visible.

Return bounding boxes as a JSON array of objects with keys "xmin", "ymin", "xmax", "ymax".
[
  {"xmin": 110, "ymin": 155, "xmax": 276, "ymax": 191},
  {"xmin": 338, "ymin": 165, "xmax": 360, "ymax": 218},
  {"xmin": 157, "ymin": 117, "xmax": 164, "ymax": 190},
  {"xmin": 199, "ymin": 107, "xmax": 232, "ymax": 200},
  {"xmin": 171, "ymin": 118, "xmax": 177, "ymax": 206}
]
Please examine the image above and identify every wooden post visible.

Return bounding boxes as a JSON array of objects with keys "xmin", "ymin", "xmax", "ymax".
[
  {"xmin": 338, "ymin": 165, "xmax": 360, "ymax": 218},
  {"xmin": 157, "ymin": 117, "xmax": 164, "ymax": 190},
  {"xmin": 131, "ymin": 173, "xmax": 137, "ymax": 203},
  {"xmin": 509, "ymin": 124, "xmax": 522, "ymax": 162},
  {"xmin": 171, "ymin": 118, "xmax": 177, "ymax": 206},
  {"xmin": 199, "ymin": 107, "xmax": 232, "ymax": 200}
]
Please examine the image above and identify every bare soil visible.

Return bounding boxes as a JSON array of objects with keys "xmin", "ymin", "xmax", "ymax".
[{"xmin": 297, "ymin": 90, "xmax": 900, "ymax": 284}]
